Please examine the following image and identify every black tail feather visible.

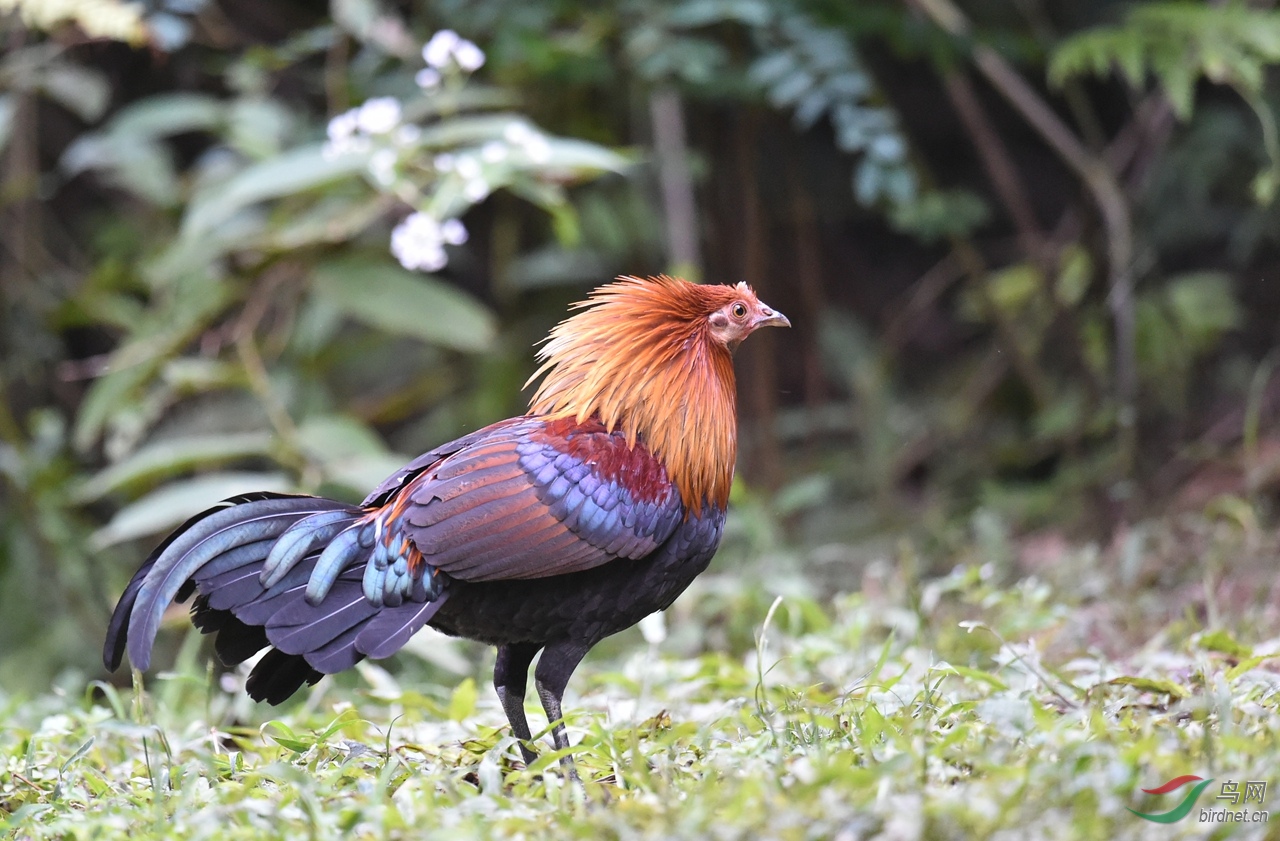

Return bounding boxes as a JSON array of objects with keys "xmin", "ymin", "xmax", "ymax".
[
  {"xmin": 190, "ymin": 598, "xmax": 271, "ymax": 667},
  {"xmin": 107, "ymin": 491, "xmax": 449, "ymax": 707},
  {"xmin": 246, "ymin": 648, "xmax": 324, "ymax": 705}
]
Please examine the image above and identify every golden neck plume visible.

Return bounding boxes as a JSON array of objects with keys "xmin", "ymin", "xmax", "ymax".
[{"xmin": 526, "ymin": 276, "xmax": 743, "ymax": 510}]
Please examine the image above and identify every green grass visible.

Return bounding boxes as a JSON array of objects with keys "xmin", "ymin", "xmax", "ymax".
[{"xmin": 3, "ymin": 516, "xmax": 1280, "ymax": 839}]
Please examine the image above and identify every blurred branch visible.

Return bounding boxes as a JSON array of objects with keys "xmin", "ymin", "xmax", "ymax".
[
  {"xmin": 1106, "ymin": 96, "xmax": 1176, "ymax": 188},
  {"xmin": 881, "ymin": 252, "xmax": 963, "ymax": 353},
  {"xmin": 907, "ymin": 0, "xmax": 1138, "ymax": 478},
  {"xmin": 784, "ymin": 159, "xmax": 829, "ymax": 415},
  {"xmin": 939, "ymin": 70, "xmax": 1047, "ymax": 265},
  {"xmin": 324, "ymin": 32, "xmax": 350, "ymax": 115},
  {"xmin": 649, "ymin": 88, "xmax": 702, "ymax": 280},
  {"xmin": 1012, "ymin": 0, "xmax": 1107, "ymax": 150}
]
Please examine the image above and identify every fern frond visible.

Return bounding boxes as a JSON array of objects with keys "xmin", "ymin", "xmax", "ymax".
[{"xmin": 1050, "ymin": 3, "xmax": 1280, "ymax": 118}]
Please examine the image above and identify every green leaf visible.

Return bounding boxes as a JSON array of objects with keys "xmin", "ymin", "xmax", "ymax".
[
  {"xmin": 856, "ymin": 703, "xmax": 888, "ymax": 743},
  {"xmin": 1135, "ymin": 297, "xmax": 1184, "ymax": 386},
  {"xmin": 74, "ymin": 432, "xmax": 276, "ymax": 503},
  {"xmin": 73, "ymin": 363, "xmax": 158, "ymax": 454},
  {"xmin": 319, "ymin": 708, "xmax": 363, "ymax": 740},
  {"xmin": 1055, "ymin": 244, "xmax": 1093, "ymax": 307},
  {"xmin": 259, "ymin": 195, "xmax": 391, "ymax": 252},
  {"xmin": 887, "ymin": 188, "xmax": 988, "ymax": 242},
  {"xmin": 986, "ymin": 263, "xmax": 1043, "ymax": 314},
  {"xmin": 297, "ymin": 415, "xmax": 385, "ymax": 461},
  {"xmin": 1104, "ymin": 676, "xmax": 1189, "ymax": 698},
  {"xmin": 38, "ymin": 61, "xmax": 110, "ymax": 122},
  {"xmin": 61, "ymin": 135, "xmax": 180, "ymax": 206},
  {"xmin": 1196, "ymin": 629, "xmax": 1253, "ymax": 658},
  {"xmin": 311, "ymin": 257, "xmax": 496, "ymax": 352},
  {"xmin": 297, "ymin": 415, "xmax": 406, "ymax": 493},
  {"xmin": 263, "ymin": 721, "xmax": 313, "ymax": 753},
  {"xmin": 106, "ymin": 93, "xmax": 225, "ymax": 140},
  {"xmin": 181, "ymin": 144, "xmax": 369, "ymax": 240},
  {"xmin": 1202, "ymin": 494, "xmax": 1258, "ymax": 532},
  {"xmin": 1161, "ymin": 62, "xmax": 1196, "ymax": 119},
  {"xmin": 942, "ymin": 665, "xmax": 1009, "ymax": 691},
  {"xmin": 73, "ymin": 275, "xmax": 233, "ymax": 449},
  {"xmin": 227, "ymin": 98, "xmax": 295, "ymax": 159},
  {"xmin": 535, "ymin": 136, "xmax": 631, "ymax": 175},
  {"xmin": 146, "ymin": 212, "xmax": 263, "ymax": 283},
  {"xmin": 448, "ymin": 678, "xmax": 478, "ymax": 722},
  {"xmin": 1163, "ymin": 271, "xmax": 1241, "ymax": 351},
  {"xmin": 1227, "ymin": 654, "xmax": 1280, "ymax": 681},
  {"xmin": 52, "ymin": 737, "xmax": 94, "ymax": 801},
  {"xmin": 89, "ymin": 471, "xmax": 290, "ymax": 548}
]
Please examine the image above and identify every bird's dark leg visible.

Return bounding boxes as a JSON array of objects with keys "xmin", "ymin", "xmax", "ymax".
[
  {"xmin": 493, "ymin": 643, "xmax": 542, "ymax": 765},
  {"xmin": 534, "ymin": 639, "xmax": 592, "ymax": 783}
]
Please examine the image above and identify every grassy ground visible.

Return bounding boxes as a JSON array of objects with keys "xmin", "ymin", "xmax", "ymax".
[{"xmin": 3, "ymin": 510, "xmax": 1280, "ymax": 839}]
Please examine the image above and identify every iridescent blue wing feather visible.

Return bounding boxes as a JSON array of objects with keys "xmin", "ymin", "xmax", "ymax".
[{"xmin": 393, "ymin": 416, "xmax": 685, "ymax": 582}]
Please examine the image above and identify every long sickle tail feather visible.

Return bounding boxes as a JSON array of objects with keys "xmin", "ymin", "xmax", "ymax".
[
  {"xmin": 102, "ymin": 491, "xmax": 311, "ymax": 672},
  {"xmin": 105, "ymin": 491, "xmax": 449, "ymax": 705}
]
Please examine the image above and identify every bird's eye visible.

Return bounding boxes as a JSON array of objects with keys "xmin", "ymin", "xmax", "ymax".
[{"xmin": 731, "ymin": 303, "xmax": 747, "ymax": 319}]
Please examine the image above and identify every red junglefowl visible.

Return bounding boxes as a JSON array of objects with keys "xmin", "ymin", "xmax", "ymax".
[{"xmin": 104, "ymin": 275, "xmax": 789, "ymax": 778}]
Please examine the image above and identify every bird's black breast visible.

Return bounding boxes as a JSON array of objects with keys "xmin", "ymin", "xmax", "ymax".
[{"xmin": 428, "ymin": 507, "xmax": 725, "ymax": 647}]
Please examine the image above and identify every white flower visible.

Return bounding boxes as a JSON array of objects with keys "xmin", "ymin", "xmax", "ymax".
[
  {"xmin": 390, "ymin": 213, "xmax": 468, "ymax": 272},
  {"xmin": 327, "ymin": 109, "xmax": 358, "ymax": 142},
  {"xmin": 323, "ymin": 114, "xmax": 371, "ymax": 160},
  {"xmin": 480, "ymin": 141, "xmax": 507, "ymax": 163},
  {"xmin": 415, "ymin": 67, "xmax": 441, "ymax": 89},
  {"xmin": 391, "ymin": 211, "xmax": 449, "ymax": 272},
  {"xmin": 423, "ymin": 30, "xmax": 461, "ymax": 68},
  {"xmin": 455, "ymin": 155, "xmax": 481, "ymax": 180},
  {"xmin": 423, "ymin": 30, "xmax": 486, "ymax": 74},
  {"xmin": 464, "ymin": 179, "xmax": 490, "ymax": 201},
  {"xmin": 433, "ymin": 153, "xmax": 455, "ymax": 172},
  {"xmin": 356, "ymin": 97, "xmax": 401, "ymax": 134},
  {"xmin": 440, "ymin": 218, "xmax": 468, "ymax": 245},
  {"xmin": 453, "ymin": 40, "xmax": 485, "ymax": 72}
]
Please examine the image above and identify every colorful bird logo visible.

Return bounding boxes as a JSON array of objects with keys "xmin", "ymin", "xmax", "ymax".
[{"xmin": 1129, "ymin": 775, "xmax": 1215, "ymax": 823}]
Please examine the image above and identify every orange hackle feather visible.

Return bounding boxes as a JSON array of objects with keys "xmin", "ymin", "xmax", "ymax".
[{"xmin": 526, "ymin": 275, "xmax": 751, "ymax": 511}]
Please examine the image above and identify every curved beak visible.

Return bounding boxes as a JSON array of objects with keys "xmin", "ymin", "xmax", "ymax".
[{"xmin": 752, "ymin": 304, "xmax": 791, "ymax": 330}]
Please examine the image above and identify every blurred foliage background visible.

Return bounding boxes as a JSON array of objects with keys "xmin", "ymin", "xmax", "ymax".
[{"xmin": 1, "ymin": 0, "xmax": 1279, "ymax": 696}]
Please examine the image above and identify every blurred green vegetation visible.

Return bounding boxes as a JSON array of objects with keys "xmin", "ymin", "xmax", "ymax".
[{"xmin": 1, "ymin": 0, "xmax": 1280, "ymax": 796}]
